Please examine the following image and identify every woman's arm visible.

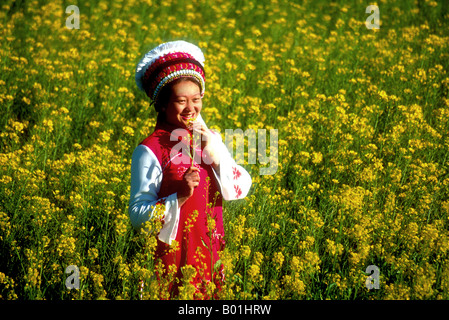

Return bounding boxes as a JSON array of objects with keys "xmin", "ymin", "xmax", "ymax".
[
  {"xmin": 204, "ymin": 131, "xmax": 252, "ymax": 200},
  {"xmin": 128, "ymin": 144, "xmax": 180, "ymax": 244},
  {"xmin": 192, "ymin": 114, "xmax": 252, "ymax": 200}
]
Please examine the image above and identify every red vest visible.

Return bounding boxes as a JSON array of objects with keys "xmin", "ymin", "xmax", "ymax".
[{"xmin": 140, "ymin": 121, "xmax": 225, "ymax": 298}]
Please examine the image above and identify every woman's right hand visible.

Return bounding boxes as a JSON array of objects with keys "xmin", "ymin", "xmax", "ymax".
[{"xmin": 177, "ymin": 166, "xmax": 200, "ymax": 208}]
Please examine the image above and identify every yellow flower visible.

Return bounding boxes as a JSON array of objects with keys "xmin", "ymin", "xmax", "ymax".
[
  {"xmin": 272, "ymin": 252, "xmax": 284, "ymax": 270},
  {"xmin": 22, "ymin": 96, "xmax": 31, "ymax": 105},
  {"xmin": 253, "ymin": 252, "xmax": 264, "ymax": 266},
  {"xmin": 88, "ymin": 247, "xmax": 99, "ymax": 261},
  {"xmin": 248, "ymin": 264, "xmax": 260, "ymax": 282},
  {"xmin": 122, "ymin": 125, "xmax": 134, "ymax": 136},
  {"xmin": 241, "ymin": 245, "xmax": 251, "ymax": 259},
  {"xmin": 99, "ymin": 130, "xmax": 112, "ymax": 142},
  {"xmin": 311, "ymin": 151, "xmax": 323, "ymax": 164},
  {"xmin": 42, "ymin": 119, "xmax": 53, "ymax": 132}
]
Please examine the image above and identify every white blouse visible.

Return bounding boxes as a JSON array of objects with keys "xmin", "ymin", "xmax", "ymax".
[{"xmin": 128, "ymin": 115, "xmax": 252, "ymax": 245}]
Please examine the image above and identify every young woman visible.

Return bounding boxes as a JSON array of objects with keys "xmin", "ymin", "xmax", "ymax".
[{"xmin": 129, "ymin": 41, "xmax": 252, "ymax": 298}]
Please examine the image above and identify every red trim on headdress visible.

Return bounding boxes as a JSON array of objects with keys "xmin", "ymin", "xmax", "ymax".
[{"xmin": 142, "ymin": 52, "xmax": 206, "ymax": 99}]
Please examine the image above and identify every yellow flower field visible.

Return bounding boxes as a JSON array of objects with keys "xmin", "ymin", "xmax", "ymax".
[{"xmin": 1, "ymin": 0, "xmax": 448, "ymax": 299}]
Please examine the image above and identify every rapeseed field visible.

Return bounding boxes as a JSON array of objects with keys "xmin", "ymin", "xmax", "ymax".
[{"xmin": 1, "ymin": 0, "xmax": 448, "ymax": 300}]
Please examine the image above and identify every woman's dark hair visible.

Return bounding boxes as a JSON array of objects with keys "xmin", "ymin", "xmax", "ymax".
[{"xmin": 154, "ymin": 77, "xmax": 202, "ymax": 113}]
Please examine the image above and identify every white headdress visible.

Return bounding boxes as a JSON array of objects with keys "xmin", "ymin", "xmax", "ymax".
[{"xmin": 135, "ymin": 41, "xmax": 206, "ymax": 102}]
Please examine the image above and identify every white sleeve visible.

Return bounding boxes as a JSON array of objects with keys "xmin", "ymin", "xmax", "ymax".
[
  {"xmin": 128, "ymin": 144, "xmax": 180, "ymax": 245},
  {"xmin": 208, "ymin": 132, "xmax": 252, "ymax": 201}
]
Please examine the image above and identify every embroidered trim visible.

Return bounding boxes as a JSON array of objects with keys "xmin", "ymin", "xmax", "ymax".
[
  {"xmin": 232, "ymin": 166, "xmax": 242, "ymax": 180},
  {"xmin": 234, "ymin": 185, "xmax": 242, "ymax": 198},
  {"xmin": 141, "ymin": 51, "xmax": 206, "ymax": 101}
]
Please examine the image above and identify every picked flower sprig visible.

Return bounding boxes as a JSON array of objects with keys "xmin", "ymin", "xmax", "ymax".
[
  {"xmin": 185, "ymin": 116, "xmax": 198, "ymax": 131},
  {"xmin": 185, "ymin": 116, "xmax": 200, "ymax": 166}
]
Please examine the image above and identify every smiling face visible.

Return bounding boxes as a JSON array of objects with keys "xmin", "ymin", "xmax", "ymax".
[{"xmin": 163, "ymin": 78, "xmax": 202, "ymax": 129}]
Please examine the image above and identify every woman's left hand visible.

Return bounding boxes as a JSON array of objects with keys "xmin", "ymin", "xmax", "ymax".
[
  {"xmin": 192, "ymin": 123, "xmax": 220, "ymax": 168},
  {"xmin": 192, "ymin": 123, "xmax": 212, "ymax": 149}
]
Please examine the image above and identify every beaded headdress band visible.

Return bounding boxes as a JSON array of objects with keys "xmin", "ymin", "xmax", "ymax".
[{"xmin": 135, "ymin": 41, "xmax": 206, "ymax": 103}]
